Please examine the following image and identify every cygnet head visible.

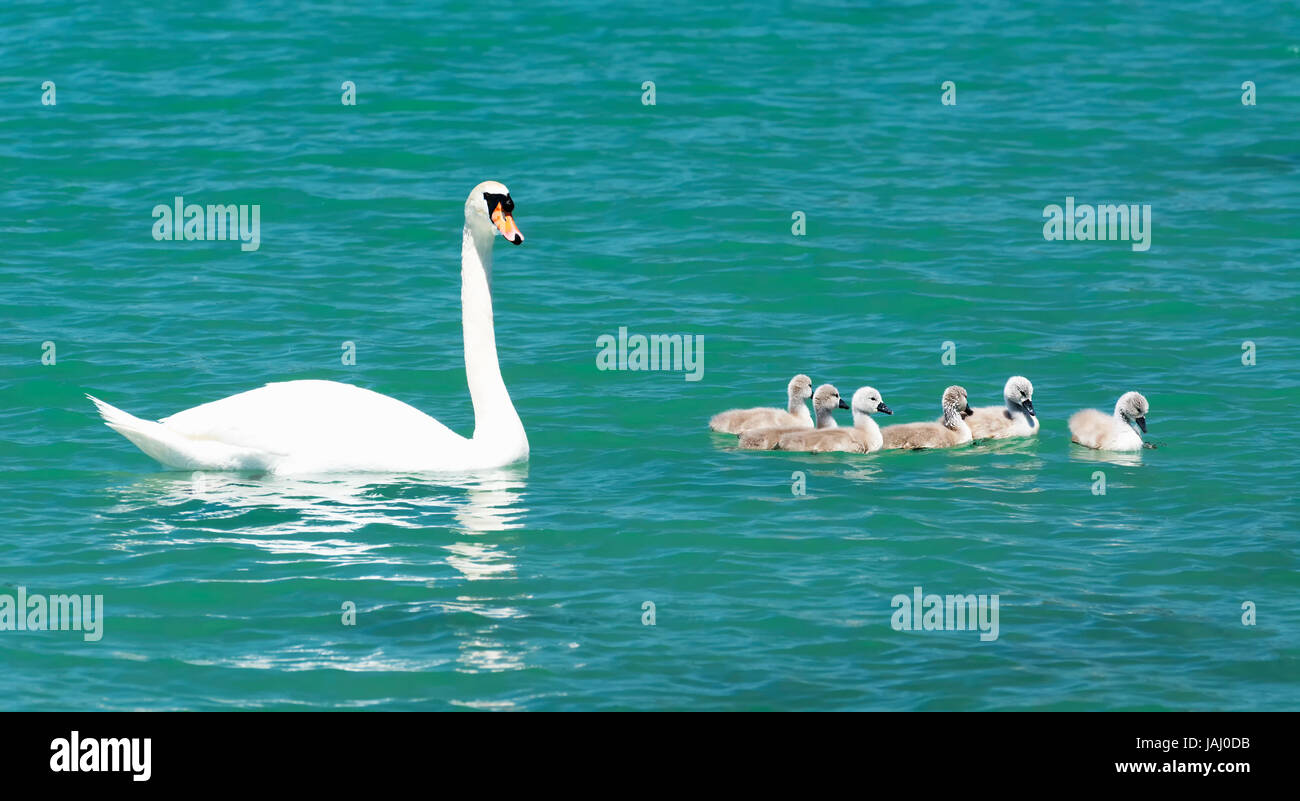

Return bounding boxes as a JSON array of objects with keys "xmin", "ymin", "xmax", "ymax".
[
  {"xmin": 788, "ymin": 374, "xmax": 814, "ymax": 401},
  {"xmin": 464, "ymin": 180, "xmax": 524, "ymax": 245},
  {"xmin": 1115, "ymin": 391, "xmax": 1149, "ymax": 433},
  {"xmin": 813, "ymin": 384, "xmax": 851, "ymax": 413},
  {"xmin": 850, "ymin": 386, "xmax": 892, "ymax": 417},
  {"xmin": 1004, "ymin": 375, "xmax": 1035, "ymax": 416},
  {"xmin": 941, "ymin": 385, "xmax": 973, "ymax": 426}
]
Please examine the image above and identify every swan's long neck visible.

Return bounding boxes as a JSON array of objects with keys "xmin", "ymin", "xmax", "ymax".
[
  {"xmin": 942, "ymin": 405, "xmax": 972, "ymax": 442},
  {"xmin": 788, "ymin": 391, "xmax": 812, "ymax": 426},
  {"xmin": 942, "ymin": 404, "xmax": 968, "ymax": 432},
  {"xmin": 1007, "ymin": 398, "xmax": 1034, "ymax": 426},
  {"xmin": 1111, "ymin": 403, "xmax": 1142, "ymax": 437},
  {"xmin": 786, "ymin": 391, "xmax": 804, "ymax": 416},
  {"xmin": 815, "ymin": 404, "xmax": 838, "ymax": 429},
  {"xmin": 462, "ymin": 223, "xmax": 526, "ymax": 452},
  {"xmin": 852, "ymin": 411, "xmax": 883, "ymax": 451}
]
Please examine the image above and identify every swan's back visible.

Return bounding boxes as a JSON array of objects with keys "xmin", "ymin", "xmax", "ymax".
[
  {"xmin": 1069, "ymin": 409, "xmax": 1111, "ymax": 448},
  {"xmin": 776, "ymin": 428, "xmax": 869, "ymax": 454},
  {"xmin": 161, "ymin": 380, "xmax": 467, "ymax": 471},
  {"xmin": 710, "ymin": 406, "xmax": 808, "ymax": 435},
  {"xmin": 880, "ymin": 421, "xmax": 967, "ymax": 450},
  {"xmin": 1068, "ymin": 408, "xmax": 1140, "ymax": 450},
  {"xmin": 966, "ymin": 406, "xmax": 1037, "ymax": 439},
  {"xmin": 737, "ymin": 425, "xmax": 795, "ymax": 450}
]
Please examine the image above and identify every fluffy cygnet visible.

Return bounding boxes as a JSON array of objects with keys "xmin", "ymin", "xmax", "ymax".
[
  {"xmin": 709, "ymin": 374, "xmax": 813, "ymax": 434},
  {"xmin": 1069, "ymin": 391, "xmax": 1149, "ymax": 451},
  {"xmin": 965, "ymin": 375, "xmax": 1038, "ymax": 440},
  {"xmin": 881, "ymin": 385, "xmax": 973, "ymax": 450},
  {"xmin": 738, "ymin": 384, "xmax": 850, "ymax": 449},
  {"xmin": 775, "ymin": 386, "xmax": 893, "ymax": 453}
]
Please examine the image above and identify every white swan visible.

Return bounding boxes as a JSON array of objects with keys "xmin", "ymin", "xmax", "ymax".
[
  {"xmin": 1069, "ymin": 391, "xmax": 1149, "ymax": 451},
  {"xmin": 89, "ymin": 181, "xmax": 529, "ymax": 474},
  {"xmin": 965, "ymin": 376, "xmax": 1039, "ymax": 440},
  {"xmin": 709, "ymin": 374, "xmax": 813, "ymax": 434}
]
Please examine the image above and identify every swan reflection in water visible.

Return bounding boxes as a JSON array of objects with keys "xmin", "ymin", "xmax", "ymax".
[
  {"xmin": 110, "ymin": 465, "xmax": 528, "ymax": 543},
  {"xmin": 836, "ymin": 437, "xmax": 1046, "ymax": 492},
  {"xmin": 104, "ymin": 467, "xmax": 532, "ymax": 680},
  {"xmin": 1067, "ymin": 444, "xmax": 1144, "ymax": 468}
]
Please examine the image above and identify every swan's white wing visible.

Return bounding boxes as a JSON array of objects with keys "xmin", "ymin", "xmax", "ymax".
[{"xmin": 159, "ymin": 380, "xmax": 468, "ymax": 471}]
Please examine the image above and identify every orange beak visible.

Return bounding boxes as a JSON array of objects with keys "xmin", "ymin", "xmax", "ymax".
[{"xmin": 491, "ymin": 203, "xmax": 524, "ymax": 245}]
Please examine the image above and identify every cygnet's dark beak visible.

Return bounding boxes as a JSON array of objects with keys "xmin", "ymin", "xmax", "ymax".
[
  {"xmin": 877, "ymin": 402, "xmax": 893, "ymax": 415},
  {"xmin": 1022, "ymin": 399, "xmax": 1035, "ymax": 416},
  {"xmin": 1135, "ymin": 416, "xmax": 1147, "ymax": 433},
  {"xmin": 838, "ymin": 398, "xmax": 851, "ymax": 410}
]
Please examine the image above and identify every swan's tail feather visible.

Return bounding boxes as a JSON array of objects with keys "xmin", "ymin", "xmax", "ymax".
[
  {"xmin": 87, "ymin": 394, "xmax": 273, "ymax": 471},
  {"xmin": 88, "ymin": 394, "xmax": 201, "ymax": 469}
]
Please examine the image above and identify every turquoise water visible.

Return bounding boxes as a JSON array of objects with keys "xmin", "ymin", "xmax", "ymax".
[{"xmin": 3, "ymin": 1, "xmax": 1298, "ymax": 710}]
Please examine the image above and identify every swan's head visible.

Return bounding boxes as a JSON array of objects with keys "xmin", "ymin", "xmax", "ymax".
[
  {"xmin": 788, "ymin": 374, "xmax": 814, "ymax": 402},
  {"xmin": 941, "ymin": 385, "xmax": 973, "ymax": 424},
  {"xmin": 1004, "ymin": 375, "xmax": 1034, "ymax": 416},
  {"xmin": 1115, "ymin": 391, "xmax": 1149, "ymax": 433},
  {"xmin": 850, "ymin": 386, "xmax": 892, "ymax": 416},
  {"xmin": 465, "ymin": 180, "xmax": 523, "ymax": 245},
  {"xmin": 813, "ymin": 384, "xmax": 850, "ymax": 413}
]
